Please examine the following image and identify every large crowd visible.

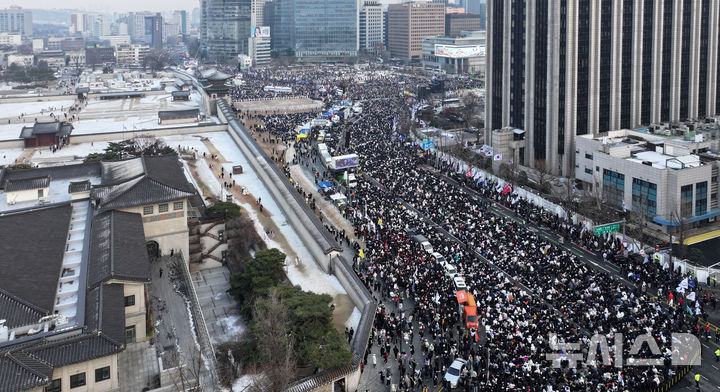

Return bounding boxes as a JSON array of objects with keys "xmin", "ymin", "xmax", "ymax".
[{"xmin": 229, "ymin": 65, "xmax": 717, "ymax": 391}]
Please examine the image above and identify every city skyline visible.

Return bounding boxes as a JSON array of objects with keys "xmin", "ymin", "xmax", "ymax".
[{"xmin": 8, "ymin": 0, "xmax": 198, "ymax": 13}]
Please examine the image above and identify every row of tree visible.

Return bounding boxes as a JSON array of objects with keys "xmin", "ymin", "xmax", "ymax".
[{"xmin": 223, "ymin": 248, "xmax": 352, "ymax": 391}]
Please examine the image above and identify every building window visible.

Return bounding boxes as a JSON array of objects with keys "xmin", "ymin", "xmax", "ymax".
[
  {"xmin": 680, "ymin": 184, "xmax": 693, "ymax": 218},
  {"xmin": 596, "ymin": 166, "xmax": 600, "ymax": 172},
  {"xmin": 38, "ymin": 189, "xmax": 44, "ymax": 198},
  {"xmin": 174, "ymin": 201, "xmax": 184, "ymax": 210},
  {"xmin": 159, "ymin": 203, "xmax": 169, "ymax": 213},
  {"xmin": 95, "ymin": 366, "xmax": 111, "ymax": 382},
  {"xmin": 632, "ymin": 178, "xmax": 657, "ymax": 219},
  {"xmin": 125, "ymin": 326, "xmax": 136, "ymax": 344},
  {"xmin": 143, "ymin": 206, "xmax": 153, "ymax": 215},
  {"xmin": 696, "ymin": 181, "xmax": 707, "ymax": 216},
  {"xmin": 124, "ymin": 295, "xmax": 135, "ymax": 307},
  {"xmin": 585, "ymin": 168, "xmax": 592, "ymax": 175},
  {"xmin": 70, "ymin": 373, "xmax": 86, "ymax": 388},
  {"xmin": 44, "ymin": 379, "xmax": 61, "ymax": 392},
  {"xmin": 602, "ymin": 169, "xmax": 625, "ymax": 208},
  {"xmin": 585, "ymin": 153, "xmax": 593, "ymax": 160}
]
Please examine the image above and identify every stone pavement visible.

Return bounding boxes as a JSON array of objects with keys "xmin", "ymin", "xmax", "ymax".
[
  {"xmin": 148, "ymin": 255, "xmax": 199, "ymax": 369},
  {"xmin": 192, "ymin": 266, "xmax": 246, "ymax": 346},
  {"xmin": 289, "ymin": 163, "xmax": 361, "ymax": 246},
  {"xmin": 118, "ymin": 341, "xmax": 160, "ymax": 392}
]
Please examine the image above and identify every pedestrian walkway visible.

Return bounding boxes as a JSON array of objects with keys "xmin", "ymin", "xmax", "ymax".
[
  {"xmin": 680, "ymin": 228, "xmax": 720, "ymax": 245},
  {"xmin": 118, "ymin": 341, "xmax": 160, "ymax": 392},
  {"xmin": 289, "ymin": 163, "xmax": 362, "ymax": 246},
  {"xmin": 192, "ymin": 266, "xmax": 246, "ymax": 345}
]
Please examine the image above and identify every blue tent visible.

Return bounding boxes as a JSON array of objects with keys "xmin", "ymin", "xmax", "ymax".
[{"xmin": 317, "ymin": 181, "xmax": 333, "ymax": 191}]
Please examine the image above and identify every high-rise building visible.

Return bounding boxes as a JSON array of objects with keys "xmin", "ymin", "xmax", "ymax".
[
  {"xmin": 445, "ymin": 13, "xmax": 482, "ymax": 37},
  {"xmin": 90, "ymin": 15, "xmax": 112, "ymax": 39},
  {"xmin": 173, "ymin": 10, "xmax": 189, "ymax": 35},
  {"xmin": 460, "ymin": 0, "xmax": 487, "ymax": 14},
  {"xmin": 201, "ymin": 0, "xmax": 252, "ymax": 62},
  {"xmin": 191, "ymin": 8, "xmax": 201, "ymax": 27},
  {"xmin": 145, "ymin": 13, "xmax": 163, "ymax": 49},
  {"xmin": 388, "ymin": 2, "xmax": 445, "ymax": 62},
  {"xmin": 486, "ymin": 0, "xmax": 720, "ymax": 176},
  {"xmin": 70, "ymin": 13, "xmax": 87, "ymax": 34},
  {"xmin": 271, "ymin": 0, "xmax": 358, "ymax": 61},
  {"xmin": 0, "ymin": 6, "xmax": 32, "ymax": 37},
  {"xmin": 128, "ymin": 12, "xmax": 154, "ymax": 43},
  {"xmin": 359, "ymin": 1, "xmax": 384, "ymax": 51},
  {"xmin": 251, "ymin": 0, "xmax": 270, "ymax": 27}
]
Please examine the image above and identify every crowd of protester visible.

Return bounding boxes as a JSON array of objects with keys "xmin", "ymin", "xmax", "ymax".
[{"xmin": 230, "ymin": 65, "xmax": 716, "ymax": 391}]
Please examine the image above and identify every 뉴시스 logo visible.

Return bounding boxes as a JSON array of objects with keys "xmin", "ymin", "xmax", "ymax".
[{"xmin": 545, "ymin": 333, "xmax": 701, "ymax": 368}]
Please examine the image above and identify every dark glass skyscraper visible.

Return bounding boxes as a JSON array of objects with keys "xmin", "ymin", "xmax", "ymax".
[
  {"xmin": 486, "ymin": 0, "xmax": 720, "ymax": 176},
  {"xmin": 271, "ymin": 0, "xmax": 357, "ymax": 61},
  {"xmin": 201, "ymin": 0, "xmax": 252, "ymax": 62}
]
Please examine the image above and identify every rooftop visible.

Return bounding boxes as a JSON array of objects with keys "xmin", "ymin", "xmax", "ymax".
[
  {"xmin": 19, "ymin": 121, "xmax": 73, "ymax": 139},
  {"xmin": 583, "ymin": 129, "xmax": 713, "ymax": 170},
  {"xmin": 158, "ymin": 108, "xmax": 199, "ymax": 119},
  {"xmin": 92, "ymin": 155, "xmax": 196, "ymax": 210},
  {"xmin": 0, "ymin": 204, "xmax": 73, "ymax": 318},
  {"xmin": 0, "ymin": 162, "xmax": 102, "ymax": 212},
  {"xmin": 627, "ymin": 151, "xmax": 702, "ymax": 169},
  {"xmin": 88, "ymin": 211, "xmax": 150, "ymax": 288}
]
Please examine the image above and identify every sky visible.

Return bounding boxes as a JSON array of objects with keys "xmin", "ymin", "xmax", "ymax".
[{"xmin": 18, "ymin": 0, "xmax": 199, "ymax": 13}]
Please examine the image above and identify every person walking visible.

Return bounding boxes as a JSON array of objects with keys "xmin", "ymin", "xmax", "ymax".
[{"xmin": 694, "ymin": 373, "xmax": 700, "ymax": 388}]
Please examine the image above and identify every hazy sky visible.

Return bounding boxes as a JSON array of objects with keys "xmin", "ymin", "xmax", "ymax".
[{"xmin": 17, "ymin": 0, "xmax": 199, "ymax": 13}]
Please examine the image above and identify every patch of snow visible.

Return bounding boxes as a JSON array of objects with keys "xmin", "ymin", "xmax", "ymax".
[
  {"xmin": 0, "ymin": 123, "xmax": 24, "ymax": 140},
  {"xmin": 232, "ymin": 374, "xmax": 263, "ymax": 392},
  {"xmin": 0, "ymin": 148, "xmax": 24, "ymax": 166},
  {"xmin": 194, "ymin": 158, "xmax": 223, "ymax": 198},
  {"xmin": 344, "ymin": 307, "xmax": 361, "ymax": 329},
  {"xmin": 43, "ymin": 141, "xmax": 109, "ymax": 160},
  {"xmin": 195, "ymin": 130, "xmax": 346, "ymax": 297},
  {"xmin": 0, "ymin": 100, "xmax": 75, "ymax": 119},
  {"xmin": 71, "ymin": 116, "xmax": 199, "ymax": 135},
  {"xmin": 216, "ymin": 315, "xmax": 246, "ymax": 338}
]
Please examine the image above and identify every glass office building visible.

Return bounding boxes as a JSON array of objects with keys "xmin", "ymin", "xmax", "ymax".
[
  {"xmin": 272, "ymin": 0, "xmax": 357, "ymax": 61},
  {"xmin": 201, "ymin": 0, "xmax": 252, "ymax": 62}
]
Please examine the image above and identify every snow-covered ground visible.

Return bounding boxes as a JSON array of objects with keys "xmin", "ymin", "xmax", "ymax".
[
  {"xmin": 345, "ymin": 307, "xmax": 362, "ymax": 329},
  {"xmin": 38, "ymin": 141, "xmax": 109, "ymax": 163},
  {"xmin": 168, "ymin": 131, "xmax": 350, "ymax": 299},
  {"xmin": 0, "ymin": 148, "xmax": 24, "ymax": 166},
  {"xmin": 0, "ymin": 100, "xmax": 75, "ymax": 119},
  {"xmin": 70, "ymin": 116, "xmax": 200, "ymax": 134},
  {"xmin": 0, "ymin": 123, "xmax": 27, "ymax": 140},
  {"xmin": 232, "ymin": 374, "xmax": 263, "ymax": 391}
]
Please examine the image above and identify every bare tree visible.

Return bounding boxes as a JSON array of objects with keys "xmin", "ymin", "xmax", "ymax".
[
  {"xmin": 534, "ymin": 159, "xmax": 551, "ymax": 194},
  {"xmin": 143, "ymin": 48, "xmax": 174, "ymax": 72},
  {"xmin": 169, "ymin": 345, "xmax": 206, "ymax": 391},
  {"xmin": 461, "ymin": 94, "xmax": 481, "ymax": 130},
  {"xmin": 672, "ymin": 209, "xmax": 691, "ymax": 259},
  {"xmin": 246, "ymin": 290, "xmax": 296, "ymax": 392}
]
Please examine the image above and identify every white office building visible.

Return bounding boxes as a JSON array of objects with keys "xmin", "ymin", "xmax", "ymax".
[
  {"xmin": 359, "ymin": 1, "xmax": 384, "ymax": 51},
  {"xmin": 0, "ymin": 6, "xmax": 32, "ymax": 37},
  {"xmin": 575, "ymin": 129, "xmax": 720, "ymax": 232}
]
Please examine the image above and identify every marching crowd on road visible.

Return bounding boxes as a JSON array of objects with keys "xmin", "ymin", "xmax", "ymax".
[{"xmin": 229, "ymin": 65, "xmax": 719, "ymax": 391}]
